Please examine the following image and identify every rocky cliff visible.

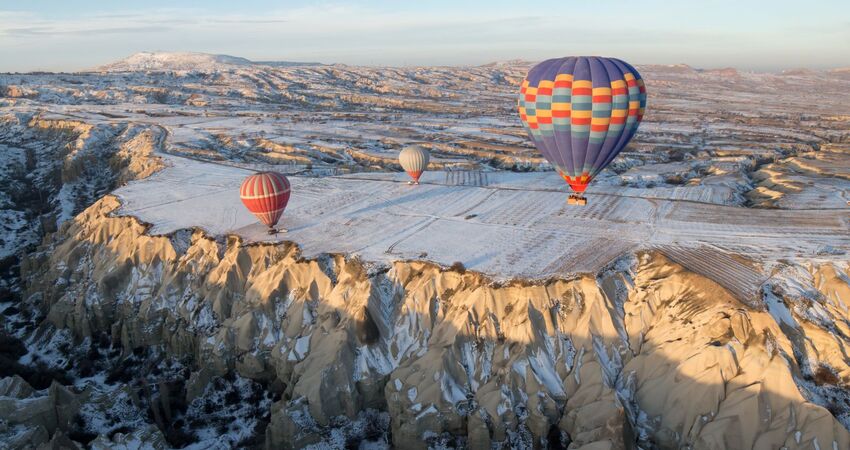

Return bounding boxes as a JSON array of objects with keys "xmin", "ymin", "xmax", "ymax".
[
  {"xmin": 4, "ymin": 193, "xmax": 848, "ymax": 448},
  {"xmin": 0, "ymin": 113, "xmax": 163, "ymax": 299},
  {"xmin": 2, "ymin": 56, "xmax": 850, "ymax": 449}
]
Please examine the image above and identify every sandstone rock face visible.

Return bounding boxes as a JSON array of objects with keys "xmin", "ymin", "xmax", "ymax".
[
  {"xmin": 0, "ymin": 114, "xmax": 164, "ymax": 299},
  {"xmin": 9, "ymin": 196, "xmax": 849, "ymax": 448},
  {"xmin": 1, "ymin": 85, "xmax": 35, "ymax": 98},
  {"xmin": 0, "ymin": 376, "xmax": 85, "ymax": 448}
]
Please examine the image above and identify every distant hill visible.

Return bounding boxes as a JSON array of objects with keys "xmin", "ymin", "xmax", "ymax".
[
  {"xmin": 637, "ymin": 63, "xmax": 698, "ymax": 74},
  {"xmin": 781, "ymin": 68, "xmax": 820, "ymax": 76},
  {"xmin": 253, "ymin": 60, "xmax": 323, "ymax": 68},
  {"xmin": 828, "ymin": 67, "xmax": 850, "ymax": 80},
  {"xmin": 92, "ymin": 52, "xmax": 323, "ymax": 72},
  {"xmin": 699, "ymin": 67, "xmax": 740, "ymax": 77},
  {"xmin": 478, "ymin": 59, "xmax": 535, "ymax": 68}
]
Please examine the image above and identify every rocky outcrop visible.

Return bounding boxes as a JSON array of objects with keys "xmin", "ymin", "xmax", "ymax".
[
  {"xmin": 24, "ymin": 116, "xmax": 164, "ymax": 194},
  {"xmin": 0, "ymin": 115, "xmax": 164, "ymax": 298},
  {"xmin": 89, "ymin": 426, "xmax": 168, "ymax": 450},
  {"xmin": 0, "ymin": 376, "xmax": 85, "ymax": 449},
  {"xmin": 746, "ymin": 145, "xmax": 850, "ymax": 209},
  {"xmin": 0, "ymin": 85, "xmax": 36, "ymax": 99},
  {"xmin": 11, "ymin": 195, "xmax": 850, "ymax": 448},
  {"xmin": 0, "ymin": 118, "xmax": 168, "ymax": 448}
]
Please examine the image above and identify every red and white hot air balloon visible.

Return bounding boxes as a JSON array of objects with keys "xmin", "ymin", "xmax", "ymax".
[
  {"xmin": 240, "ymin": 172, "xmax": 291, "ymax": 234},
  {"xmin": 399, "ymin": 145, "xmax": 430, "ymax": 185}
]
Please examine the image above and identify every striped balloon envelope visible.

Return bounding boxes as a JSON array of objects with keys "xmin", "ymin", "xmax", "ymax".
[
  {"xmin": 518, "ymin": 56, "xmax": 646, "ymax": 195},
  {"xmin": 239, "ymin": 172, "xmax": 291, "ymax": 231},
  {"xmin": 399, "ymin": 145, "xmax": 430, "ymax": 184}
]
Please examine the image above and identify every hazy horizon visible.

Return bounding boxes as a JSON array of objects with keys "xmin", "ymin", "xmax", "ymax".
[
  {"xmin": 5, "ymin": 51, "xmax": 850, "ymax": 75},
  {"xmin": 2, "ymin": 0, "xmax": 849, "ymax": 72}
]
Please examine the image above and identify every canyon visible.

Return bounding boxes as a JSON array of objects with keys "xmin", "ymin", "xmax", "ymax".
[{"xmin": 0, "ymin": 53, "xmax": 849, "ymax": 449}]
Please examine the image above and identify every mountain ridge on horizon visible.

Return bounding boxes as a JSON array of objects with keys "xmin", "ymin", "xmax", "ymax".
[
  {"xmin": 92, "ymin": 51, "xmax": 324, "ymax": 72},
  {"xmin": 6, "ymin": 51, "xmax": 847, "ymax": 74}
]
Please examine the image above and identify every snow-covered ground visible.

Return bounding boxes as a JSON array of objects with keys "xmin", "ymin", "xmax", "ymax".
[{"xmin": 115, "ymin": 153, "xmax": 849, "ymax": 296}]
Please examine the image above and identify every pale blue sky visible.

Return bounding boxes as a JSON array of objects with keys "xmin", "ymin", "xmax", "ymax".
[{"xmin": 1, "ymin": 1, "xmax": 848, "ymax": 72}]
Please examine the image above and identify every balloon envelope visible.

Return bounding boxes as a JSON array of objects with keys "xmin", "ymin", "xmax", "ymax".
[
  {"xmin": 240, "ymin": 172, "xmax": 291, "ymax": 228},
  {"xmin": 518, "ymin": 56, "xmax": 646, "ymax": 193},
  {"xmin": 399, "ymin": 145, "xmax": 430, "ymax": 182}
]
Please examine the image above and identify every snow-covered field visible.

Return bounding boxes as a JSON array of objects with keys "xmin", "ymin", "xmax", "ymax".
[{"xmin": 116, "ymin": 153, "xmax": 848, "ymax": 298}]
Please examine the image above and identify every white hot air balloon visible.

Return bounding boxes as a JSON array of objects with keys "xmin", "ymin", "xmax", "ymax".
[{"xmin": 399, "ymin": 145, "xmax": 430, "ymax": 185}]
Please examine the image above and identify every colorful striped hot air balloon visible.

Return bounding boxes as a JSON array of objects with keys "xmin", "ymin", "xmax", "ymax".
[
  {"xmin": 399, "ymin": 145, "xmax": 430, "ymax": 185},
  {"xmin": 240, "ymin": 172, "xmax": 291, "ymax": 234},
  {"xmin": 518, "ymin": 56, "xmax": 646, "ymax": 205}
]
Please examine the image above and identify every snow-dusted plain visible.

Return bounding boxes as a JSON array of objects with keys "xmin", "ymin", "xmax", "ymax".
[{"xmin": 116, "ymin": 153, "xmax": 848, "ymax": 300}]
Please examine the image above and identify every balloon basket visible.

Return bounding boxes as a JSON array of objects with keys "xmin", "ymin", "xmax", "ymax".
[
  {"xmin": 268, "ymin": 227, "xmax": 287, "ymax": 235},
  {"xmin": 567, "ymin": 194, "xmax": 587, "ymax": 206}
]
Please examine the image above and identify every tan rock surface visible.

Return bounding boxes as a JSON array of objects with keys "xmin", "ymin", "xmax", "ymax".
[{"xmin": 15, "ymin": 196, "xmax": 850, "ymax": 448}]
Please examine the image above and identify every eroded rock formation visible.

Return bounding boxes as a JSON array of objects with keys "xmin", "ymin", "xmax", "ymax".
[{"xmin": 5, "ymin": 195, "xmax": 848, "ymax": 448}]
